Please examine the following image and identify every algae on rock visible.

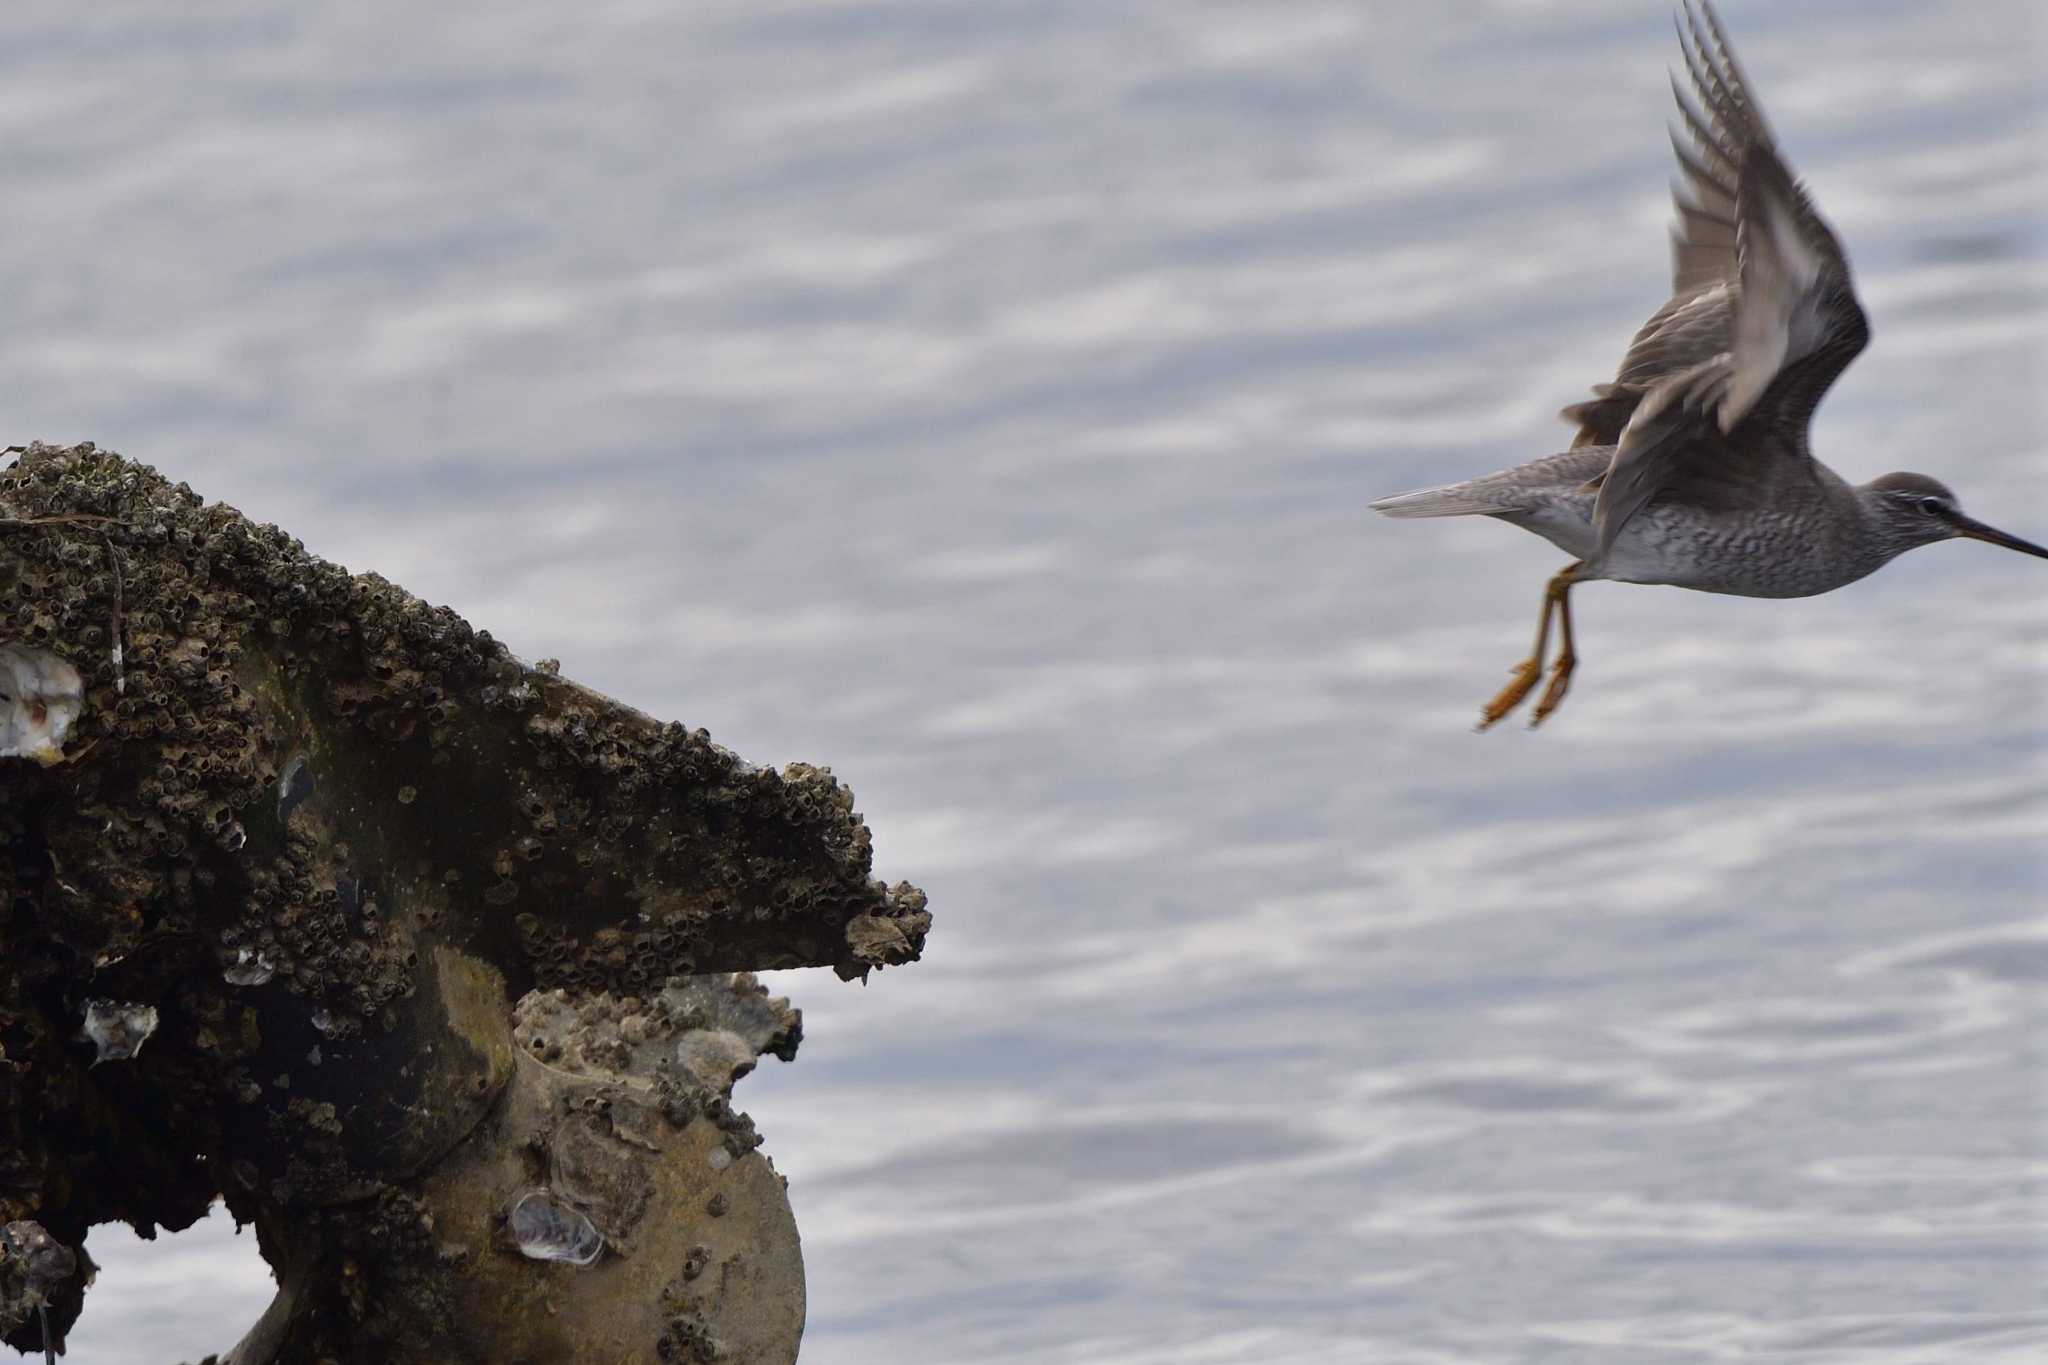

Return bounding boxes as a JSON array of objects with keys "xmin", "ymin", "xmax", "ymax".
[{"xmin": 0, "ymin": 443, "xmax": 930, "ymax": 1363}]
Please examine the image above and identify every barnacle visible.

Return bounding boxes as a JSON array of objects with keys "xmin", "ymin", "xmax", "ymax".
[{"xmin": 223, "ymin": 947, "xmax": 277, "ymax": 986}]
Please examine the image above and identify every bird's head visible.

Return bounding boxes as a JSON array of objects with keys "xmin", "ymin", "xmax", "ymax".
[{"xmin": 1863, "ymin": 471, "xmax": 2048, "ymax": 561}]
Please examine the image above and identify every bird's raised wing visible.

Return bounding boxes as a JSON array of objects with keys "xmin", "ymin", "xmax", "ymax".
[{"xmin": 1561, "ymin": 0, "xmax": 1870, "ymax": 554}]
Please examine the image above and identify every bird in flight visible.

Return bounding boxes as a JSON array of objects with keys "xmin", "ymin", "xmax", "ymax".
[{"xmin": 1370, "ymin": 0, "xmax": 2048, "ymax": 729}]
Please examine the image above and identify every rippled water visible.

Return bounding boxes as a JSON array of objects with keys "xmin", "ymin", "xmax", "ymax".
[{"xmin": 19, "ymin": 1, "xmax": 2044, "ymax": 1361}]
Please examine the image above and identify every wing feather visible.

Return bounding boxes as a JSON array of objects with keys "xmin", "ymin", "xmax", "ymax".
[{"xmin": 1565, "ymin": 0, "xmax": 1870, "ymax": 555}]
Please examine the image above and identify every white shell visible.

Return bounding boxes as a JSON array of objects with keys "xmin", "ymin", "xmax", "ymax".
[
  {"xmin": 506, "ymin": 1189, "xmax": 603, "ymax": 1266},
  {"xmin": 0, "ymin": 644, "xmax": 85, "ymax": 766},
  {"xmin": 83, "ymin": 1000, "xmax": 158, "ymax": 1064}
]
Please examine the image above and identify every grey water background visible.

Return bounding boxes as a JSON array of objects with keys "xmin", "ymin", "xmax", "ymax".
[{"xmin": 10, "ymin": 0, "xmax": 2042, "ymax": 1360}]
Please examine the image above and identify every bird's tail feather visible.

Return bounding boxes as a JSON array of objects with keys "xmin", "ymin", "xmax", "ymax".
[
  {"xmin": 1370, "ymin": 446, "xmax": 1615, "ymax": 519},
  {"xmin": 1367, "ymin": 484, "xmax": 1519, "ymax": 518}
]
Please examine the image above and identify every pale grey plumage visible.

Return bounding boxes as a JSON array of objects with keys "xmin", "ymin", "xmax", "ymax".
[{"xmin": 1370, "ymin": 1, "xmax": 2048, "ymax": 728}]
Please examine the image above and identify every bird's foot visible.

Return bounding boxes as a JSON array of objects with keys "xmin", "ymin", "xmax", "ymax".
[
  {"xmin": 1529, "ymin": 652, "xmax": 1577, "ymax": 728},
  {"xmin": 1476, "ymin": 659, "xmax": 1543, "ymax": 731}
]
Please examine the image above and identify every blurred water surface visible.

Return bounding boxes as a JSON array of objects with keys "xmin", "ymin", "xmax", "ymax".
[{"xmin": 10, "ymin": 1, "xmax": 2042, "ymax": 1361}]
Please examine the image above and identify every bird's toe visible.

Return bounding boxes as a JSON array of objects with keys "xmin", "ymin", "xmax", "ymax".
[{"xmin": 1476, "ymin": 660, "xmax": 1543, "ymax": 731}]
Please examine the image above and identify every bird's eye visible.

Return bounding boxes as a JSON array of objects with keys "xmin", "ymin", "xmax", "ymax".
[{"xmin": 1917, "ymin": 496, "xmax": 1948, "ymax": 514}]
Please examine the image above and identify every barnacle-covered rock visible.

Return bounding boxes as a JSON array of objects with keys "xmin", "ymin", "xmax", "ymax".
[
  {"xmin": 0, "ymin": 1220, "xmax": 79, "ymax": 1343},
  {"xmin": 0, "ymin": 444, "xmax": 928, "ymax": 1364},
  {"xmin": 364, "ymin": 971, "xmax": 813, "ymax": 1360}
]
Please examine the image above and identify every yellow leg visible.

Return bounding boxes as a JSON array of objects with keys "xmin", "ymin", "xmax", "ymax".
[
  {"xmin": 1529, "ymin": 571, "xmax": 1579, "ymax": 727},
  {"xmin": 1476, "ymin": 562, "xmax": 1582, "ymax": 732}
]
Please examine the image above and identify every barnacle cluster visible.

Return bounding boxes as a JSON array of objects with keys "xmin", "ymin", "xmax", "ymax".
[
  {"xmin": 0, "ymin": 1219, "xmax": 75, "ymax": 1360},
  {"xmin": 512, "ymin": 973, "xmax": 800, "ymax": 1139}
]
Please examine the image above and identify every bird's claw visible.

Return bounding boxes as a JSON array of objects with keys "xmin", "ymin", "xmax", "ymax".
[
  {"xmin": 1476, "ymin": 660, "xmax": 1543, "ymax": 731},
  {"xmin": 1528, "ymin": 653, "xmax": 1576, "ymax": 728}
]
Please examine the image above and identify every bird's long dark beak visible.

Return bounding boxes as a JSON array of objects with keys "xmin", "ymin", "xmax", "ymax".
[{"xmin": 1948, "ymin": 512, "xmax": 2048, "ymax": 560}]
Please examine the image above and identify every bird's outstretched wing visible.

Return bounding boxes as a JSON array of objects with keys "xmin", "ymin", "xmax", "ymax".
[{"xmin": 1560, "ymin": 0, "xmax": 1870, "ymax": 554}]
